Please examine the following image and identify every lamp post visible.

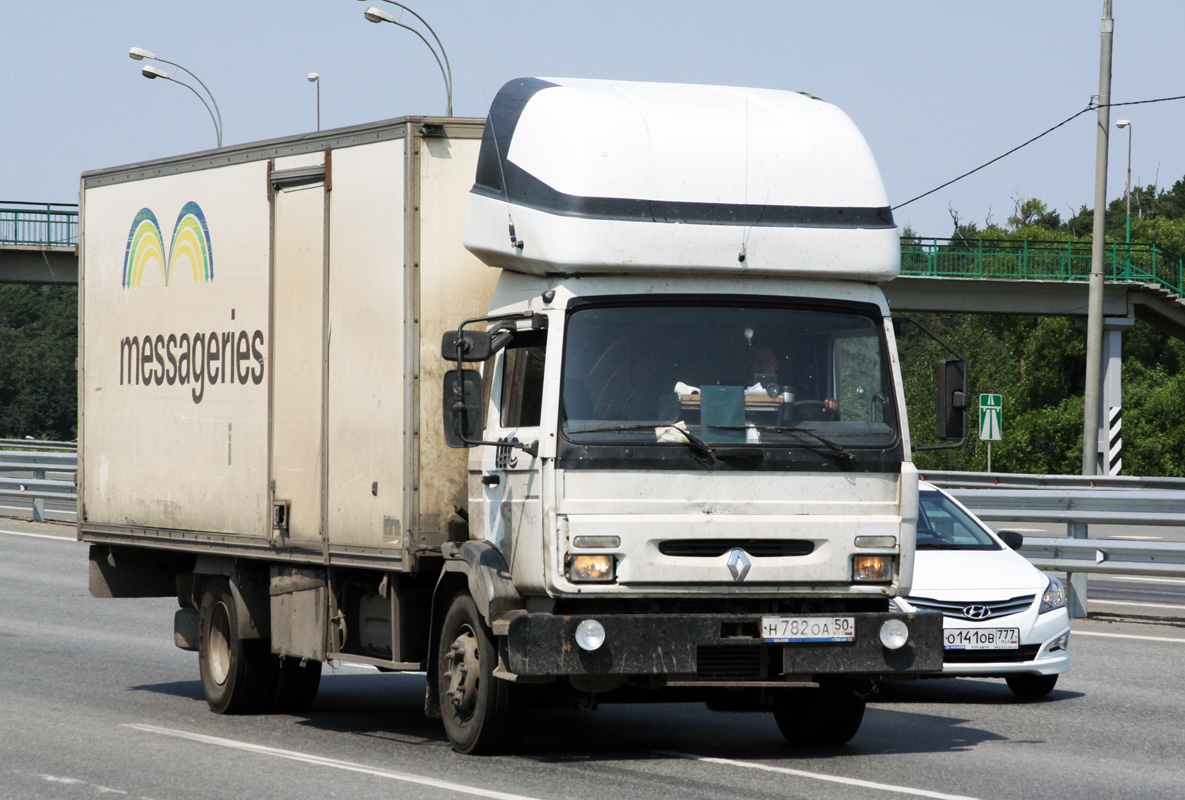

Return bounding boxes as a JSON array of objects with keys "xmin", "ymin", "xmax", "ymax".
[
  {"xmin": 129, "ymin": 47, "xmax": 223, "ymax": 148},
  {"xmin": 362, "ymin": 2, "xmax": 452, "ymax": 117},
  {"xmin": 1116, "ymin": 119, "xmax": 1132, "ymax": 245},
  {"xmin": 308, "ymin": 73, "xmax": 321, "ymax": 131}
]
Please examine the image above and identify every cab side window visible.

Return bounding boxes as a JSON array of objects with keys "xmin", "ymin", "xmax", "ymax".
[{"xmin": 499, "ymin": 331, "xmax": 546, "ymax": 428}]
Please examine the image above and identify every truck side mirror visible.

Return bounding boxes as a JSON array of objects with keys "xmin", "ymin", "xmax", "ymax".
[
  {"xmin": 440, "ymin": 328, "xmax": 514, "ymax": 362},
  {"xmin": 443, "ymin": 369, "xmax": 484, "ymax": 447},
  {"xmin": 935, "ymin": 357, "xmax": 968, "ymax": 441},
  {"xmin": 441, "ymin": 330, "xmax": 493, "ymax": 361}
]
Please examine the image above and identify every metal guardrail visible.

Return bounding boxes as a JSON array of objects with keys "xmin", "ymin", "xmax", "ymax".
[
  {"xmin": 0, "ymin": 442, "xmax": 77, "ymax": 523},
  {"xmin": 924, "ymin": 470, "xmax": 1185, "ymax": 618},
  {"xmin": 0, "ymin": 202, "xmax": 78, "ymax": 248},
  {"xmin": 1, "ymin": 452, "xmax": 1178, "ymax": 617},
  {"xmin": 901, "ymin": 237, "xmax": 1185, "ymax": 300}
]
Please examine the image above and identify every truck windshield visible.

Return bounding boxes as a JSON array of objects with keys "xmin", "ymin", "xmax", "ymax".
[{"xmin": 560, "ymin": 300, "xmax": 898, "ymax": 453}]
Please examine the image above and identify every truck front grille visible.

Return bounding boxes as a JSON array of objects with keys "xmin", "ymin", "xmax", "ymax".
[
  {"xmin": 695, "ymin": 645, "xmax": 763, "ymax": 680},
  {"xmin": 660, "ymin": 540, "xmax": 814, "ymax": 558}
]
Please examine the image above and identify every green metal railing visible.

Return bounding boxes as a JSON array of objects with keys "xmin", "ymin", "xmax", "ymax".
[
  {"xmin": 0, "ymin": 201, "xmax": 78, "ymax": 248},
  {"xmin": 901, "ymin": 237, "xmax": 1185, "ymax": 299}
]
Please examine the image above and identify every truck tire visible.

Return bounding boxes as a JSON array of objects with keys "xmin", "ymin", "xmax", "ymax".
[
  {"xmin": 198, "ymin": 578, "xmax": 273, "ymax": 714},
  {"xmin": 271, "ymin": 656, "xmax": 322, "ymax": 713},
  {"xmin": 1005, "ymin": 673, "xmax": 1058, "ymax": 698},
  {"xmin": 437, "ymin": 591, "xmax": 524, "ymax": 754},
  {"xmin": 772, "ymin": 679, "xmax": 866, "ymax": 746}
]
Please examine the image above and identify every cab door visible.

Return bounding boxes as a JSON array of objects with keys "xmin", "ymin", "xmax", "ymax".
[{"xmin": 480, "ymin": 328, "xmax": 547, "ymax": 587}]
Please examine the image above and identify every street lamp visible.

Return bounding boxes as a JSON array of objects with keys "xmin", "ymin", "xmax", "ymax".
[
  {"xmin": 308, "ymin": 73, "xmax": 320, "ymax": 131},
  {"xmin": 1116, "ymin": 119, "xmax": 1132, "ymax": 245},
  {"xmin": 362, "ymin": 2, "xmax": 453, "ymax": 117},
  {"xmin": 129, "ymin": 47, "xmax": 223, "ymax": 148}
]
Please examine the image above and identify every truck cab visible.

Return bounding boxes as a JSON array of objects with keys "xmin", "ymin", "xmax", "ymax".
[{"xmin": 434, "ymin": 77, "xmax": 948, "ymax": 752}]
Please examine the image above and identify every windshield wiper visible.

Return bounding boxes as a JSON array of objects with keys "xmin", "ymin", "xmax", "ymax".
[
  {"xmin": 714, "ymin": 425, "xmax": 855, "ymax": 462},
  {"xmin": 565, "ymin": 424, "xmax": 715, "ymax": 459}
]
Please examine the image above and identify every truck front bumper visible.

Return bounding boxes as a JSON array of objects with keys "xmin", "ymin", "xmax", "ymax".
[{"xmin": 505, "ymin": 611, "xmax": 943, "ymax": 678}]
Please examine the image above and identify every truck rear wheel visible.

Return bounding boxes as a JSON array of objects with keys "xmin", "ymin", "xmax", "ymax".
[
  {"xmin": 772, "ymin": 679, "xmax": 866, "ymax": 746},
  {"xmin": 437, "ymin": 592, "xmax": 524, "ymax": 754},
  {"xmin": 198, "ymin": 578, "xmax": 273, "ymax": 714},
  {"xmin": 271, "ymin": 656, "xmax": 322, "ymax": 713}
]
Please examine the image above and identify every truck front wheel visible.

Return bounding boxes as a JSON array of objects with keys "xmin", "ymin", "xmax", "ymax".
[
  {"xmin": 437, "ymin": 592, "xmax": 524, "ymax": 754},
  {"xmin": 772, "ymin": 679, "xmax": 866, "ymax": 746},
  {"xmin": 198, "ymin": 578, "xmax": 273, "ymax": 714}
]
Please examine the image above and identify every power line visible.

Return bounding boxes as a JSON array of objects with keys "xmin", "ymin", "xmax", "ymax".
[{"xmin": 893, "ymin": 94, "xmax": 1185, "ymax": 211}]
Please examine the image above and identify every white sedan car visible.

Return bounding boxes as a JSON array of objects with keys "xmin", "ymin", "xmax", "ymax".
[{"xmin": 892, "ymin": 483, "xmax": 1071, "ymax": 697}]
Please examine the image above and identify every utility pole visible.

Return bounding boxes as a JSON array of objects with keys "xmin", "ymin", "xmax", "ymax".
[{"xmin": 1082, "ymin": 0, "xmax": 1114, "ymax": 475}]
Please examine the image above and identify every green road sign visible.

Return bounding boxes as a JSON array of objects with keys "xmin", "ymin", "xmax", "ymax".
[{"xmin": 979, "ymin": 393, "xmax": 1002, "ymax": 441}]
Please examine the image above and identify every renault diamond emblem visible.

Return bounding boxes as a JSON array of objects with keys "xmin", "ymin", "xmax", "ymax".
[
  {"xmin": 727, "ymin": 548, "xmax": 752, "ymax": 582},
  {"xmin": 962, "ymin": 604, "xmax": 992, "ymax": 620}
]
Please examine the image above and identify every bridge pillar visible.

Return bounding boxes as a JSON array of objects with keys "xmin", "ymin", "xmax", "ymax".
[
  {"xmin": 1078, "ymin": 314, "xmax": 1133, "ymax": 475},
  {"xmin": 1098, "ymin": 317, "xmax": 1133, "ymax": 475}
]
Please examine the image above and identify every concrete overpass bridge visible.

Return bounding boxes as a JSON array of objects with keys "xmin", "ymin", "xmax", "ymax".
[{"xmin": 0, "ymin": 201, "xmax": 78, "ymax": 284}]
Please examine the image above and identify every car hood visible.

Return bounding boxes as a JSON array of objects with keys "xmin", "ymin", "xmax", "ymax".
[{"xmin": 908, "ymin": 547, "xmax": 1047, "ymax": 595}]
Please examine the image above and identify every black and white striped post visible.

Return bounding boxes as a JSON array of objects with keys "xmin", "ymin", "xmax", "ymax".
[{"xmin": 1108, "ymin": 405, "xmax": 1122, "ymax": 475}]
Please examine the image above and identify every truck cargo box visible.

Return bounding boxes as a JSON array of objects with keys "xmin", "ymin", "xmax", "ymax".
[{"xmin": 79, "ymin": 118, "xmax": 497, "ymax": 567}]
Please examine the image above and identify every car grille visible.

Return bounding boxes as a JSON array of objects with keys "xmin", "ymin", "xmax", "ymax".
[
  {"xmin": 943, "ymin": 645, "xmax": 1042, "ymax": 664},
  {"xmin": 659, "ymin": 540, "xmax": 815, "ymax": 558},
  {"xmin": 906, "ymin": 593, "xmax": 1037, "ymax": 620}
]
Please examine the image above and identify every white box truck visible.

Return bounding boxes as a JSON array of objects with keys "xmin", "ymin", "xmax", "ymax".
[{"xmin": 79, "ymin": 77, "xmax": 955, "ymax": 754}]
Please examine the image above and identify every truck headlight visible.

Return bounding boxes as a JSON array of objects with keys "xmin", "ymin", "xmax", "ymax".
[
  {"xmin": 1040, "ymin": 576, "xmax": 1067, "ymax": 613},
  {"xmin": 852, "ymin": 555, "xmax": 894, "ymax": 582},
  {"xmin": 568, "ymin": 553, "xmax": 616, "ymax": 582}
]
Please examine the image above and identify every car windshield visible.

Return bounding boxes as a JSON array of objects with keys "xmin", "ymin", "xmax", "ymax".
[
  {"xmin": 560, "ymin": 300, "xmax": 898, "ymax": 449},
  {"xmin": 917, "ymin": 490, "xmax": 1001, "ymax": 550}
]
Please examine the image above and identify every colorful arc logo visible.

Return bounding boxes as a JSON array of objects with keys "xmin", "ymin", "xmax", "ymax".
[{"xmin": 122, "ymin": 201, "xmax": 214, "ymax": 288}]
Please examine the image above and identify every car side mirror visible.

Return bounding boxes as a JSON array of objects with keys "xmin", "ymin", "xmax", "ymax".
[
  {"xmin": 997, "ymin": 530, "xmax": 1024, "ymax": 551},
  {"xmin": 443, "ymin": 368, "xmax": 484, "ymax": 447}
]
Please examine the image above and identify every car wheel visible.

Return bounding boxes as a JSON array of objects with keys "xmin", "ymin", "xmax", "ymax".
[{"xmin": 1005, "ymin": 673, "xmax": 1058, "ymax": 698}]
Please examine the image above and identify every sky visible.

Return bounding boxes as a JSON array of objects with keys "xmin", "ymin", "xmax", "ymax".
[{"xmin": 3, "ymin": 1, "xmax": 1184, "ymax": 238}]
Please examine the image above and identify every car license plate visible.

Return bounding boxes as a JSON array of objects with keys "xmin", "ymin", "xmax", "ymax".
[
  {"xmin": 944, "ymin": 627, "xmax": 1020, "ymax": 650},
  {"xmin": 761, "ymin": 616, "xmax": 855, "ymax": 643}
]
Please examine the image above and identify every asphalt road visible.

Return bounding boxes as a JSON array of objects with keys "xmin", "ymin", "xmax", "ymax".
[{"xmin": 3, "ymin": 520, "xmax": 1185, "ymax": 800}]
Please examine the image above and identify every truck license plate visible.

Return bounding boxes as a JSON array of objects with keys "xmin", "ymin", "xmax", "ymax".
[
  {"xmin": 944, "ymin": 627, "xmax": 1020, "ymax": 650},
  {"xmin": 761, "ymin": 616, "xmax": 855, "ymax": 643}
]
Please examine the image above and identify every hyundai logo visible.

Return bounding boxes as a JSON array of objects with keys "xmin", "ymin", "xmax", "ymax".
[
  {"xmin": 962, "ymin": 604, "xmax": 993, "ymax": 620},
  {"xmin": 727, "ymin": 548, "xmax": 752, "ymax": 582}
]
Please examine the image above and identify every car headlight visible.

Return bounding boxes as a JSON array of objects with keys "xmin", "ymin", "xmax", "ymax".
[{"xmin": 1040, "ymin": 576, "xmax": 1067, "ymax": 613}]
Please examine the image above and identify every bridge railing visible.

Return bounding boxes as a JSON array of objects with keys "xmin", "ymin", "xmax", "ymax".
[
  {"xmin": 901, "ymin": 237, "xmax": 1185, "ymax": 299},
  {"xmin": 0, "ymin": 201, "xmax": 78, "ymax": 248}
]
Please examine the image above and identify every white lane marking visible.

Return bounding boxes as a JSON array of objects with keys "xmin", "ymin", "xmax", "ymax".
[
  {"xmin": 1073, "ymin": 630, "xmax": 1185, "ymax": 644},
  {"xmin": 1106, "ymin": 575, "xmax": 1185, "ymax": 585},
  {"xmin": 1087, "ymin": 599, "xmax": 1185, "ymax": 611},
  {"xmin": 40, "ymin": 774, "xmax": 128, "ymax": 795},
  {"xmin": 125, "ymin": 724, "xmax": 545, "ymax": 800},
  {"xmin": 659, "ymin": 751, "xmax": 983, "ymax": 800},
  {"xmin": 0, "ymin": 528, "xmax": 78, "ymax": 541},
  {"xmin": 1106, "ymin": 535, "xmax": 1163, "ymax": 541}
]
